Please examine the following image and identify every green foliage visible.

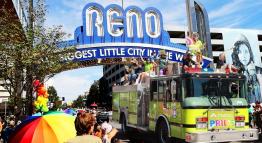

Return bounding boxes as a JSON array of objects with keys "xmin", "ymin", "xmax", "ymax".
[
  {"xmin": 99, "ymin": 77, "xmax": 111, "ymax": 108},
  {"xmin": 47, "ymin": 86, "xmax": 60, "ymax": 110},
  {"xmin": 0, "ymin": 0, "xmax": 77, "ymax": 115},
  {"xmin": 72, "ymin": 95, "xmax": 86, "ymax": 109},
  {"xmin": 86, "ymin": 81, "xmax": 100, "ymax": 107}
]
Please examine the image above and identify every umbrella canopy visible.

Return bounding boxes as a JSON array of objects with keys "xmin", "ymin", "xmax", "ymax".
[
  {"xmin": 64, "ymin": 108, "xmax": 76, "ymax": 115},
  {"xmin": 9, "ymin": 111, "xmax": 76, "ymax": 143}
]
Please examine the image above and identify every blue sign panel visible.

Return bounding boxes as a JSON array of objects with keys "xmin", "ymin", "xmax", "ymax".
[{"xmin": 60, "ymin": 3, "xmax": 212, "ymax": 67}]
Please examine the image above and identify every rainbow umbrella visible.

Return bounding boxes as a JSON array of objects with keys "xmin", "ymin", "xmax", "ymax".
[{"xmin": 9, "ymin": 111, "xmax": 76, "ymax": 143}]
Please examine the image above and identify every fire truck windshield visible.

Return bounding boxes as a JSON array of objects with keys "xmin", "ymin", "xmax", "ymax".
[{"xmin": 183, "ymin": 77, "xmax": 248, "ymax": 107}]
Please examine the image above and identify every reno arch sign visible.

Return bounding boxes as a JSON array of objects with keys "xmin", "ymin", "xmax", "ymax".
[
  {"xmin": 84, "ymin": 3, "xmax": 161, "ymax": 39},
  {"xmin": 60, "ymin": 3, "xmax": 212, "ymax": 67}
]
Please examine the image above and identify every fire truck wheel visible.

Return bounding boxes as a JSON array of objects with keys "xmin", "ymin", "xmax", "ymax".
[{"xmin": 156, "ymin": 120, "xmax": 170, "ymax": 143}]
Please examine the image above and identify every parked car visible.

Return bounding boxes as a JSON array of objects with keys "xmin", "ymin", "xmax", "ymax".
[{"xmin": 96, "ymin": 107, "xmax": 109, "ymax": 123}]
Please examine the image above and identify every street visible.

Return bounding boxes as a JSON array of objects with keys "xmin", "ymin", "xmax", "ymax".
[{"xmin": 110, "ymin": 121, "xmax": 157, "ymax": 143}]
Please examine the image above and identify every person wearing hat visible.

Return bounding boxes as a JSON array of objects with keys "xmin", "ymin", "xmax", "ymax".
[
  {"xmin": 2, "ymin": 120, "xmax": 15, "ymax": 143},
  {"xmin": 127, "ymin": 58, "xmax": 139, "ymax": 85},
  {"xmin": 66, "ymin": 112, "xmax": 102, "ymax": 143},
  {"xmin": 188, "ymin": 33, "xmax": 204, "ymax": 54},
  {"xmin": 182, "ymin": 51, "xmax": 196, "ymax": 72},
  {"xmin": 188, "ymin": 32, "xmax": 204, "ymax": 66},
  {"xmin": 158, "ymin": 50, "xmax": 168, "ymax": 75},
  {"xmin": 100, "ymin": 122, "xmax": 118, "ymax": 143}
]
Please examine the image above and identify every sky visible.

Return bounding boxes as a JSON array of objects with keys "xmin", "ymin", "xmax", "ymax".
[{"xmin": 45, "ymin": 0, "xmax": 262, "ymax": 102}]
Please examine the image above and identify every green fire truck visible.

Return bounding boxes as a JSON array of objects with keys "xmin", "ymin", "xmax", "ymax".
[{"xmin": 112, "ymin": 71, "xmax": 258, "ymax": 143}]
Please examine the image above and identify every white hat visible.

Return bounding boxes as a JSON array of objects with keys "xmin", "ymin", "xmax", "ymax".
[{"xmin": 101, "ymin": 122, "xmax": 113, "ymax": 134}]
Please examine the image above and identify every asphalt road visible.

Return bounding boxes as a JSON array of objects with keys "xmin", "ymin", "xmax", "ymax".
[{"xmin": 110, "ymin": 121, "xmax": 157, "ymax": 143}]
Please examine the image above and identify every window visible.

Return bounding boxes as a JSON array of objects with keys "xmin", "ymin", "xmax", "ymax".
[
  {"xmin": 259, "ymin": 45, "xmax": 262, "ymax": 52},
  {"xmin": 210, "ymin": 33, "xmax": 223, "ymax": 39},
  {"xmin": 168, "ymin": 31, "xmax": 185, "ymax": 38},
  {"xmin": 171, "ymin": 80, "xmax": 176, "ymax": 101},
  {"xmin": 166, "ymin": 79, "xmax": 174, "ymax": 102},
  {"xmin": 150, "ymin": 80, "xmax": 158, "ymax": 101},
  {"xmin": 212, "ymin": 44, "xmax": 224, "ymax": 51},
  {"xmin": 116, "ymin": 65, "xmax": 119, "ymax": 70},
  {"xmin": 258, "ymin": 35, "xmax": 262, "ymax": 41},
  {"xmin": 213, "ymin": 56, "xmax": 219, "ymax": 64},
  {"xmin": 120, "ymin": 71, "xmax": 125, "ymax": 77},
  {"xmin": 158, "ymin": 80, "xmax": 165, "ymax": 101},
  {"xmin": 183, "ymin": 78, "xmax": 192, "ymax": 98}
]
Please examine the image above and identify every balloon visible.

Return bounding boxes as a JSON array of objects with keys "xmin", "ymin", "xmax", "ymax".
[
  {"xmin": 42, "ymin": 106, "xmax": 49, "ymax": 112},
  {"xmin": 37, "ymin": 85, "xmax": 46, "ymax": 96},
  {"xmin": 33, "ymin": 80, "xmax": 40, "ymax": 87},
  {"xmin": 43, "ymin": 92, "xmax": 49, "ymax": 98},
  {"xmin": 186, "ymin": 37, "xmax": 193, "ymax": 45},
  {"xmin": 33, "ymin": 80, "xmax": 49, "ymax": 113}
]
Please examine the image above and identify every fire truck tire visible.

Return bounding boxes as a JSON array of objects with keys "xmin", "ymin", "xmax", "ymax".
[{"xmin": 156, "ymin": 120, "xmax": 171, "ymax": 143}]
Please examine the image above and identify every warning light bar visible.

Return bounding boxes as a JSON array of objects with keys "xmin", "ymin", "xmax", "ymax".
[{"xmin": 184, "ymin": 68, "xmax": 214, "ymax": 73}]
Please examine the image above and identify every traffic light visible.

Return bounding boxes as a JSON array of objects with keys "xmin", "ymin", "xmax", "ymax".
[{"xmin": 62, "ymin": 97, "xmax": 65, "ymax": 101}]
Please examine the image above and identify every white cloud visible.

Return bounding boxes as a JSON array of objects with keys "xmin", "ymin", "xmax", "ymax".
[
  {"xmin": 208, "ymin": 0, "xmax": 244, "ymax": 20},
  {"xmin": 46, "ymin": 67, "xmax": 103, "ymax": 102},
  {"xmin": 208, "ymin": 0, "xmax": 262, "ymax": 28}
]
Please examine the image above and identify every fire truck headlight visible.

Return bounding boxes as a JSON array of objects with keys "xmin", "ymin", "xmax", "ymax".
[{"xmin": 196, "ymin": 122, "xmax": 207, "ymax": 129}]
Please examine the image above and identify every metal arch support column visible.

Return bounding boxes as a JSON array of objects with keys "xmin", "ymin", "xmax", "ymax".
[{"xmin": 186, "ymin": 0, "xmax": 213, "ymax": 67}]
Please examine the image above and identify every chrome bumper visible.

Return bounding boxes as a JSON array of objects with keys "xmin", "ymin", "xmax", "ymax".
[{"xmin": 185, "ymin": 129, "xmax": 258, "ymax": 143}]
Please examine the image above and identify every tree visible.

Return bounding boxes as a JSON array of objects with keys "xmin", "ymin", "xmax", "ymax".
[
  {"xmin": 0, "ymin": 0, "xmax": 77, "ymax": 116},
  {"xmin": 86, "ymin": 81, "xmax": 100, "ymax": 107},
  {"xmin": 99, "ymin": 76, "xmax": 111, "ymax": 108},
  {"xmin": 47, "ymin": 86, "xmax": 60, "ymax": 110},
  {"xmin": 72, "ymin": 95, "xmax": 86, "ymax": 109}
]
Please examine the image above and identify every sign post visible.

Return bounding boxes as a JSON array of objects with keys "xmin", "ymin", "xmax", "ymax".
[{"xmin": 2, "ymin": 98, "xmax": 8, "ymax": 120}]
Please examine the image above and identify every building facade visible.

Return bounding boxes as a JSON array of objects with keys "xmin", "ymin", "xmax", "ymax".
[{"xmin": 103, "ymin": 26, "xmax": 262, "ymax": 88}]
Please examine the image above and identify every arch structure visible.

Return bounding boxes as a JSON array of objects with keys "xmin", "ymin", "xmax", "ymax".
[{"xmin": 59, "ymin": 3, "xmax": 212, "ymax": 68}]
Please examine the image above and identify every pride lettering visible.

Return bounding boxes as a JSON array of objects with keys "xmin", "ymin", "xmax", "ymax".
[{"xmin": 209, "ymin": 120, "xmax": 228, "ymax": 127}]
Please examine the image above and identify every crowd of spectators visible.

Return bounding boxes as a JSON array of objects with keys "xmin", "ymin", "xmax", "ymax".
[
  {"xmin": 122, "ymin": 51, "xmax": 169, "ymax": 85},
  {"xmin": 249, "ymin": 101, "xmax": 262, "ymax": 133},
  {"xmin": 0, "ymin": 115, "xmax": 21, "ymax": 143},
  {"xmin": 67, "ymin": 111, "xmax": 119, "ymax": 143}
]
